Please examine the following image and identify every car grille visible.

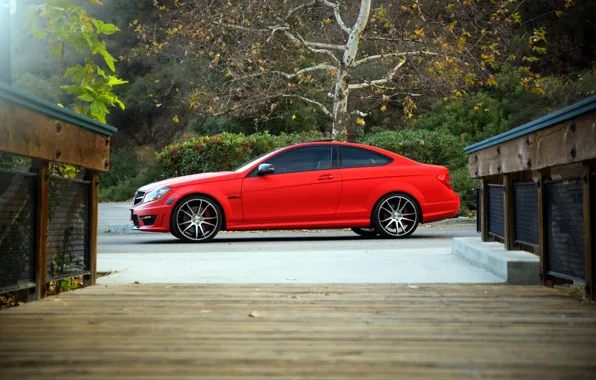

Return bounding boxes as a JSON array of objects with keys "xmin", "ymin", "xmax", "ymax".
[{"xmin": 133, "ymin": 191, "xmax": 145, "ymax": 205}]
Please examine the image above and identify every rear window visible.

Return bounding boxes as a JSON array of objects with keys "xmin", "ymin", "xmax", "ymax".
[{"xmin": 339, "ymin": 146, "xmax": 392, "ymax": 168}]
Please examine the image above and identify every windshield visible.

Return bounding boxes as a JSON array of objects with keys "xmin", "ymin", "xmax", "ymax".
[{"xmin": 234, "ymin": 149, "xmax": 280, "ymax": 172}]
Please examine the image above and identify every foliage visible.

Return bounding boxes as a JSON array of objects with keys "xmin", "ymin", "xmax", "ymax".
[
  {"xmin": 99, "ymin": 147, "xmax": 165, "ymax": 202},
  {"xmin": 132, "ymin": 0, "xmax": 578, "ymax": 140},
  {"xmin": 157, "ymin": 131, "xmax": 329, "ymax": 177},
  {"xmin": 358, "ymin": 130, "xmax": 466, "ymax": 170},
  {"xmin": 411, "ymin": 65, "xmax": 596, "ymax": 145},
  {"xmin": 26, "ymin": 0, "xmax": 127, "ymax": 123}
]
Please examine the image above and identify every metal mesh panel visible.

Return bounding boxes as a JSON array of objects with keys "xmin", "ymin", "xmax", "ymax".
[
  {"xmin": 47, "ymin": 177, "xmax": 90, "ymax": 280},
  {"xmin": 488, "ymin": 185, "xmax": 504, "ymax": 238},
  {"xmin": 514, "ymin": 182, "xmax": 539, "ymax": 247},
  {"xmin": 0, "ymin": 171, "xmax": 37, "ymax": 293},
  {"xmin": 545, "ymin": 179, "xmax": 584, "ymax": 281}
]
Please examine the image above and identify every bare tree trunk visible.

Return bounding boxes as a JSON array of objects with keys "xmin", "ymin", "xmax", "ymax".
[
  {"xmin": 331, "ymin": 0, "xmax": 372, "ymax": 142},
  {"xmin": 332, "ymin": 70, "xmax": 350, "ymax": 141}
]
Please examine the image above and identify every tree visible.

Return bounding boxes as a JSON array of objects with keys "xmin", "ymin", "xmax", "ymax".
[{"xmin": 137, "ymin": 0, "xmax": 575, "ymax": 141}]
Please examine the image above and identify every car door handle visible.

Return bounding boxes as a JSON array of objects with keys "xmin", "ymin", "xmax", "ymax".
[{"xmin": 318, "ymin": 175, "xmax": 333, "ymax": 180}]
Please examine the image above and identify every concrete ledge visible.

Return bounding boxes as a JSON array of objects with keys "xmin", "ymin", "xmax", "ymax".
[{"xmin": 452, "ymin": 237, "xmax": 541, "ymax": 285}]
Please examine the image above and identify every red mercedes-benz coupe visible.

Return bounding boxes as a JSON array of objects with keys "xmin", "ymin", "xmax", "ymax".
[{"xmin": 130, "ymin": 141, "xmax": 460, "ymax": 242}]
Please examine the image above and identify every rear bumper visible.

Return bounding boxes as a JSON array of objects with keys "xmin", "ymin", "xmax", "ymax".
[{"xmin": 421, "ymin": 194, "xmax": 460, "ymax": 224}]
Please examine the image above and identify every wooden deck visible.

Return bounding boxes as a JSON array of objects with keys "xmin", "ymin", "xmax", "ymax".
[{"xmin": 1, "ymin": 284, "xmax": 596, "ymax": 379}]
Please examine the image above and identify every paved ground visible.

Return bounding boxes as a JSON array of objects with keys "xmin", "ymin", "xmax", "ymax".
[
  {"xmin": 97, "ymin": 202, "xmax": 493, "ymax": 284},
  {"xmin": 97, "ymin": 227, "xmax": 501, "ymax": 284}
]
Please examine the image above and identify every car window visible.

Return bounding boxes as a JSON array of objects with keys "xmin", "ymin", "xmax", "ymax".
[
  {"xmin": 264, "ymin": 146, "xmax": 334, "ymax": 174},
  {"xmin": 340, "ymin": 146, "xmax": 392, "ymax": 168}
]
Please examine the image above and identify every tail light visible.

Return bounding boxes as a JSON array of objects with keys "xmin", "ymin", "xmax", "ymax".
[{"xmin": 437, "ymin": 173, "xmax": 453, "ymax": 190}]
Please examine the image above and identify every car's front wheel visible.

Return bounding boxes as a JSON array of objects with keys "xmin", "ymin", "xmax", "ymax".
[
  {"xmin": 372, "ymin": 193, "xmax": 420, "ymax": 239},
  {"xmin": 170, "ymin": 195, "xmax": 222, "ymax": 242},
  {"xmin": 351, "ymin": 227, "xmax": 378, "ymax": 237}
]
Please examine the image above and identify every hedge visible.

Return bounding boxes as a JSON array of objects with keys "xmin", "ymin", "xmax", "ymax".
[{"xmin": 157, "ymin": 130, "xmax": 329, "ymax": 177}]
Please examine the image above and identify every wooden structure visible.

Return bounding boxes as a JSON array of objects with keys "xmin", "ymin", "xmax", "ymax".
[
  {"xmin": 465, "ymin": 94, "xmax": 596, "ymax": 299},
  {"xmin": 0, "ymin": 82, "xmax": 116, "ymax": 300},
  {"xmin": 1, "ymin": 283, "xmax": 596, "ymax": 378}
]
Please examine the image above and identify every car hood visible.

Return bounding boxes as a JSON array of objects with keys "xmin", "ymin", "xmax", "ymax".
[{"xmin": 138, "ymin": 171, "xmax": 237, "ymax": 192}]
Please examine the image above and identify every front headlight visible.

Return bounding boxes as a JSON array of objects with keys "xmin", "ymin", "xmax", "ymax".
[{"xmin": 143, "ymin": 186, "xmax": 170, "ymax": 203}]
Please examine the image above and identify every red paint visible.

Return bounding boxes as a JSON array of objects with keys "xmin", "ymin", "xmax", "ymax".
[{"xmin": 131, "ymin": 142, "xmax": 460, "ymax": 233}]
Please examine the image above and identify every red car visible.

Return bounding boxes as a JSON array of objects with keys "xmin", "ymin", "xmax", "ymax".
[{"xmin": 131, "ymin": 141, "xmax": 460, "ymax": 242}]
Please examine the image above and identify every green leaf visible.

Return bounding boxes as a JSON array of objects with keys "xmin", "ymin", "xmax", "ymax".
[
  {"xmin": 92, "ymin": 19, "xmax": 120, "ymax": 35},
  {"xmin": 30, "ymin": 27, "xmax": 48, "ymax": 40},
  {"xmin": 64, "ymin": 64, "xmax": 83, "ymax": 77},
  {"xmin": 77, "ymin": 93, "xmax": 95, "ymax": 102},
  {"xmin": 107, "ymin": 76, "xmax": 128, "ymax": 86},
  {"xmin": 90, "ymin": 101, "xmax": 109, "ymax": 122},
  {"xmin": 60, "ymin": 84, "xmax": 85, "ymax": 96},
  {"xmin": 96, "ymin": 66, "xmax": 107, "ymax": 79},
  {"xmin": 49, "ymin": 44, "xmax": 63, "ymax": 58}
]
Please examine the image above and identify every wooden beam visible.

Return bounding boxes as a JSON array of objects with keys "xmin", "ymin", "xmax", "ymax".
[
  {"xmin": 537, "ymin": 172, "xmax": 552, "ymax": 286},
  {"xmin": 85, "ymin": 170, "xmax": 99, "ymax": 287},
  {"xmin": 468, "ymin": 112, "xmax": 596, "ymax": 178},
  {"xmin": 0, "ymin": 99, "xmax": 111, "ymax": 172},
  {"xmin": 481, "ymin": 178, "xmax": 489, "ymax": 242},
  {"xmin": 503, "ymin": 174, "xmax": 515, "ymax": 250},
  {"xmin": 35, "ymin": 160, "xmax": 49, "ymax": 299},
  {"xmin": 584, "ymin": 166, "xmax": 593, "ymax": 300}
]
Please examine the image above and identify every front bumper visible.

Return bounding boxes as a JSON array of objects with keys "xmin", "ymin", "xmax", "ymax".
[{"xmin": 130, "ymin": 193, "xmax": 178, "ymax": 233}]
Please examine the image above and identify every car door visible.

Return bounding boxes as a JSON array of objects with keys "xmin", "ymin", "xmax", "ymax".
[
  {"xmin": 241, "ymin": 145, "xmax": 342, "ymax": 223},
  {"xmin": 335, "ymin": 145, "xmax": 394, "ymax": 220}
]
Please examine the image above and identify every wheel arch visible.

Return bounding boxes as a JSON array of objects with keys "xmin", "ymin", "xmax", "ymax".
[
  {"xmin": 369, "ymin": 190, "xmax": 423, "ymax": 225},
  {"xmin": 170, "ymin": 191, "xmax": 228, "ymax": 231}
]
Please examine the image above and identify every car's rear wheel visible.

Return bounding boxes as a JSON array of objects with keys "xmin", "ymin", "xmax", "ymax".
[
  {"xmin": 171, "ymin": 195, "xmax": 222, "ymax": 243},
  {"xmin": 351, "ymin": 227, "xmax": 378, "ymax": 237},
  {"xmin": 372, "ymin": 193, "xmax": 419, "ymax": 239}
]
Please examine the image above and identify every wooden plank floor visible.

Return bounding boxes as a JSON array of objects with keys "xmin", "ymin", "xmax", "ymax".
[{"xmin": 1, "ymin": 284, "xmax": 596, "ymax": 379}]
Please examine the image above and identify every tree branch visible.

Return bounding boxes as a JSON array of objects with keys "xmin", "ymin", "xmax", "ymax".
[
  {"xmin": 365, "ymin": 36, "xmax": 425, "ymax": 44},
  {"xmin": 349, "ymin": 59, "xmax": 407, "ymax": 90},
  {"xmin": 320, "ymin": 0, "xmax": 351, "ymax": 34},
  {"xmin": 231, "ymin": 65, "xmax": 336, "ymax": 82},
  {"xmin": 286, "ymin": 0, "xmax": 317, "ymax": 19},
  {"xmin": 283, "ymin": 30, "xmax": 342, "ymax": 65},
  {"xmin": 282, "ymin": 94, "xmax": 333, "ymax": 117},
  {"xmin": 353, "ymin": 51, "xmax": 437, "ymax": 67}
]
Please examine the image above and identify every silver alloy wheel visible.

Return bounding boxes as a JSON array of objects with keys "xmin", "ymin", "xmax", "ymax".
[
  {"xmin": 176, "ymin": 198, "xmax": 219, "ymax": 241},
  {"xmin": 377, "ymin": 195, "xmax": 418, "ymax": 237}
]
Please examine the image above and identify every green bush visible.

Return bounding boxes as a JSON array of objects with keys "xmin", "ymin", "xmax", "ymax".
[
  {"xmin": 158, "ymin": 130, "xmax": 329, "ymax": 177},
  {"xmin": 358, "ymin": 129, "xmax": 467, "ymax": 169},
  {"xmin": 99, "ymin": 148, "xmax": 165, "ymax": 202}
]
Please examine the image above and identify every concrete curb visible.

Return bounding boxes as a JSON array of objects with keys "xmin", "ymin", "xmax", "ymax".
[
  {"xmin": 101, "ymin": 224, "xmax": 139, "ymax": 234},
  {"xmin": 452, "ymin": 237, "xmax": 540, "ymax": 285}
]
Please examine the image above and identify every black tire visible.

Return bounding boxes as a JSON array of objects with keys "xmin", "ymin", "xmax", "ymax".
[
  {"xmin": 351, "ymin": 227, "xmax": 379, "ymax": 237},
  {"xmin": 372, "ymin": 193, "xmax": 420, "ymax": 239},
  {"xmin": 170, "ymin": 194, "xmax": 223, "ymax": 243}
]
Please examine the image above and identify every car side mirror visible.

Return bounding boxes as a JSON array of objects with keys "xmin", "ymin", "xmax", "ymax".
[{"xmin": 257, "ymin": 163, "xmax": 275, "ymax": 175}]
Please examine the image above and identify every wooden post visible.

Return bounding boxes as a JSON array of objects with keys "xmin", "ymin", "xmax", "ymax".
[
  {"xmin": 0, "ymin": 0, "xmax": 11, "ymax": 85},
  {"xmin": 537, "ymin": 173, "xmax": 552, "ymax": 286},
  {"xmin": 584, "ymin": 167, "xmax": 593, "ymax": 300},
  {"xmin": 84, "ymin": 170, "xmax": 99, "ymax": 286},
  {"xmin": 481, "ymin": 178, "xmax": 489, "ymax": 242},
  {"xmin": 35, "ymin": 160, "xmax": 49, "ymax": 299},
  {"xmin": 503, "ymin": 174, "xmax": 515, "ymax": 250}
]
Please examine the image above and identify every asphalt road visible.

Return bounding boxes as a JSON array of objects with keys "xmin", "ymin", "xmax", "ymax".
[{"xmin": 97, "ymin": 227, "xmax": 501, "ymax": 285}]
